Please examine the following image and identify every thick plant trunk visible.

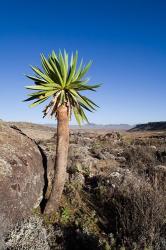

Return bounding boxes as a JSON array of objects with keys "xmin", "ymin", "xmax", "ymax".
[{"xmin": 44, "ymin": 104, "xmax": 69, "ymax": 214}]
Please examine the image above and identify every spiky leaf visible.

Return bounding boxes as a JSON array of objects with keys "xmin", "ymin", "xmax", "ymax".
[{"xmin": 24, "ymin": 50, "xmax": 100, "ymax": 124}]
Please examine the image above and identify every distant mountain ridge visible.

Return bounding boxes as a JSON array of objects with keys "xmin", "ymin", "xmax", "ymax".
[
  {"xmin": 1, "ymin": 120, "xmax": 133, "ymax": 131},
  {"xmin": 129, "ymin": 121, "xmax": 166, "ymax": 132},
  {"xmin": 45, "ymin": 123, "xmax": 133, "ymax": 130}
]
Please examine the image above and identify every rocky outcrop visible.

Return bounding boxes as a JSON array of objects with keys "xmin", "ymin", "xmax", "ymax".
[{"xmin": 0, "ymin": 123, "xmax": 44, "ymax": 241}]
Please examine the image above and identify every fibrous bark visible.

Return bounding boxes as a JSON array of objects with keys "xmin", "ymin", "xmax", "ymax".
[{"xmin": 44, "ymin": 104, "xmax": 69, "ymax": 213}]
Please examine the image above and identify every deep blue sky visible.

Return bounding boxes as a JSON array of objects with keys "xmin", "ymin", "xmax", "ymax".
[{"xmin": 0, "ymin": 0, "xmax": 166, "ymax": 124}]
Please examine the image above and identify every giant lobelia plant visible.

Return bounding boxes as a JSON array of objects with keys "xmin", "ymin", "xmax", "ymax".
[{"xmin": 24, "ymin": 50, "xmax": 100, "ymax": 213}]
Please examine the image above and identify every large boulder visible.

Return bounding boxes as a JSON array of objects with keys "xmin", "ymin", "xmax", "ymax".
[{"xmin": 0, "ymin": 123, "xmax": 44, "ymax": 241}]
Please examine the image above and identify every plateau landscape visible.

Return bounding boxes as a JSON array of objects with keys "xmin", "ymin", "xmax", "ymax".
[
  {"xmin": 0, "ymin": 0, "xmax": 166, "ymax": 249},
  {"xmin": 0, "ymin": 120, "xmax": 166, "ymax": 249}
]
